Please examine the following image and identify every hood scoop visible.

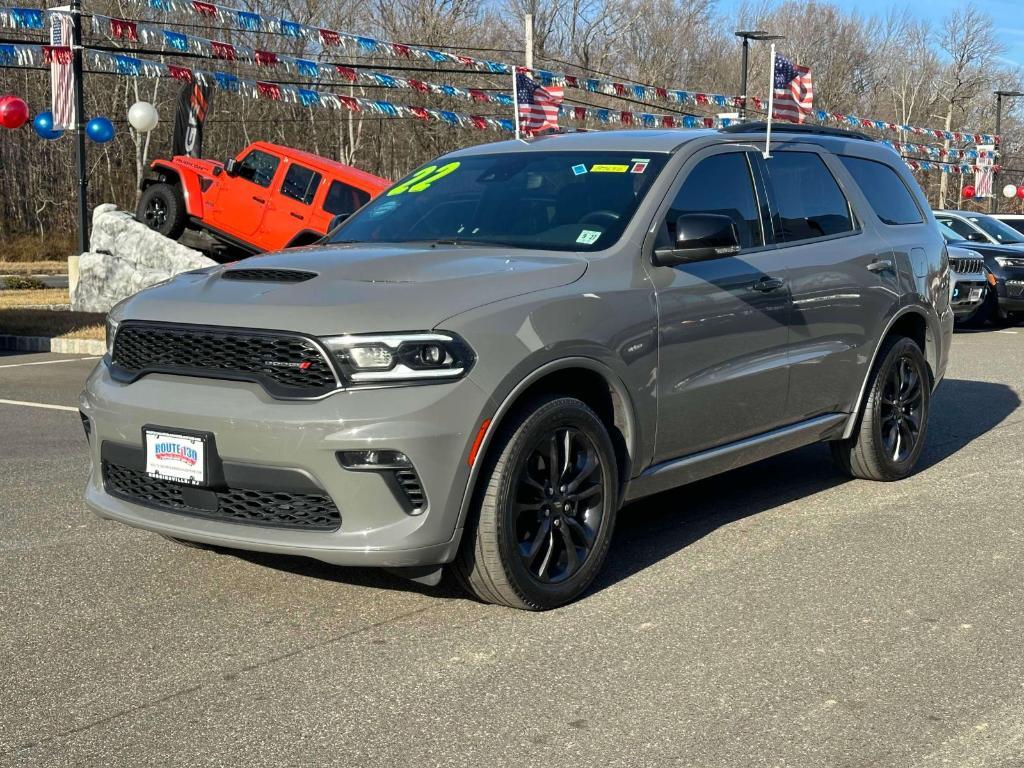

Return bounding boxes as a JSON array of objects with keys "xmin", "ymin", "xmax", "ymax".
[{"xmin": 221, "ymin": 268, "xmax": 317, "ymax": 283}]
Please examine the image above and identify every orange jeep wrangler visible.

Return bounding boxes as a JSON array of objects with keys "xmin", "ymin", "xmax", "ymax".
[{"xmin": 136, "ymin": 142, "xmax": 390, "ymax": 253}]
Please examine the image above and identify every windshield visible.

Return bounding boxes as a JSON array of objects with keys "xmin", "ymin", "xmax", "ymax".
[
  {"xmin": 967, "ymin": 214, "xmax": 1024, "ymax": 244},
  {"xmin": 937, "ymin": 221, "xmax": 963, "ymax": 242},
  {"xmin": 330, "ymin": 151, "xmax": 669, "ymax": 252}
]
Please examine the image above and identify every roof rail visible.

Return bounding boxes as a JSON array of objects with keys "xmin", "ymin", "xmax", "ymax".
[{"xmin": 719, "ymin": 121, "xmax": 875, "ymax": 142}]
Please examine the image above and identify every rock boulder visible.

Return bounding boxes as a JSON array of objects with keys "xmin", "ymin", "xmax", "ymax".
[{"xmin": 70, "ymin": 204, "xmax": 216, "ymax": 313}]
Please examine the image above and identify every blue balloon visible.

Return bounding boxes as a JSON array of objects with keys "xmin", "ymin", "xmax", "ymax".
[
  {"xmin": 85, "ymin": 116, "xmax": 115, "ymax": 143},
  {"xmin": 32, "ymin": 110, "xmax": 63, "ymax": 140}
]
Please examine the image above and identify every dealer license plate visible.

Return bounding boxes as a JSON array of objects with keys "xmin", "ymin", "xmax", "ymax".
[
  {"xmin": 145, "ymin": 429, "xmax": 206, "ymax": 485},
  {"xmin": 970, "ymin": 288, "xmax": 983, "ymax": 302}
]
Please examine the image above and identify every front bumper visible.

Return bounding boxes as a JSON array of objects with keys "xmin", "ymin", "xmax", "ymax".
[
  {"xmin": 950, "ymin": 277, "xmax": 987, "ymax": 316},
  {"xmin": 997, "ymin": 277, "xmax": 1024, "ymax": 312},
  {"xmin": 80, "ymin": 362, "xmax": 496, "ymax": 567}
]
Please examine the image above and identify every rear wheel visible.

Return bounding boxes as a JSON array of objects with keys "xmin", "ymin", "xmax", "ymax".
[
  {"xmin": 453, "ymin": 396, "xmax": 619, "ymax": 610},
  {"xmin": 831, "ymin": 336, "xmax": 930, "ymax": 481},
  {"xmin": 137, "ymin": 182, "xmax": 186, "ymax": 239}
]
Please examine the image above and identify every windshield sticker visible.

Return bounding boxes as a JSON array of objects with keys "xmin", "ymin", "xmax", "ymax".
[
  {"xmin": 572, "ymin": 164, "xmax": 588, "ymax": 176},
  {"xmin": 630, "ymin": 160, "xmax": 649, "ymax": 174},
  {"xmin": 590, "ymin": 164, "xmax": 629, "ymax": 173},
  {"xmin": 386, "ymin": 161, "xmax": 461, "ymax": 197},
  {"xmin": 576, "ymin": 229, "xmax": 602, "ymax": 245}
]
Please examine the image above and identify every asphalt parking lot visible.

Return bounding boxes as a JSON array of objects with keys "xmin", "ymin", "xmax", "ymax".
[{"xmin": 2, "ymin": 327, "xmax": 1024, "ymax": 767}]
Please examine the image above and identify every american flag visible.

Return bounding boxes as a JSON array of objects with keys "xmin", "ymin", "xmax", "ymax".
[
  {"xmin": 49, "ymin": 10, "xmax": 75, "ymax": 130},
  {"xmin": 772, "ymin": 53, "xmax": 813, "ymax": 124},
  {"xmin": 516, "ymin": 71, "xmax": 563, "ymax": 135}
]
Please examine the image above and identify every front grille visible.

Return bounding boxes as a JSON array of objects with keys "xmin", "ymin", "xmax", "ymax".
[
  {"xmin": 221, "ymin": 269, "xmax": 317, "ymax": 283},
  {"xmin": 950, "ymin": 256, "xmax": 984, "ymax": 275},
  {"xmin": 102, "ymin": 461, "xmax": 341, "ymax": 530},
  {"xmin": 111, "ymin": 322, "xmax": 338, "ymax": 398},
  {"xmin": 395, "ymin": 468, "xmax": 426, "ymax": 512}
]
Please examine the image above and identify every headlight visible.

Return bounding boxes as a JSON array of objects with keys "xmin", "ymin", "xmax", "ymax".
[
  {"xmin": 994, "ymin": 256, "xmax": 1024, "ymax": 269},
  {"xmin": 322, "ymin": 332, "xmax": 474, "ymax": 384},
  {"xmin": 105, "ymin": 315, "xmax": 120, "ymax": 356}
]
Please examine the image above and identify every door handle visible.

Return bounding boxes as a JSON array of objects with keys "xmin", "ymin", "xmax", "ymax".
[
  {"xmin": 867, "ymin": 259, "xmax": 893, "ymax": 272},
  {"xmin": 751, "ymin": 276, "xmax": 785, "ymax": 292},
  {"xmin": 289, "ymin": 212, "xmax": 304, "ymax": 221},
  {"xmin": 252, "ymin": 196, "xmax": 267, "ymax": 204}
]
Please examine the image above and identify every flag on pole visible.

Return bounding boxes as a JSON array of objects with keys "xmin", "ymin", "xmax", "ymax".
[
  {"xmin": 772, "ymin": 53, "xmax": 813, "ymax": 124},
  {"xmin": 515, "ymin": 70, "xmax": 563, "ymax": 135},
  {"xmin": 49, "ymin": 8, "xmax": 75, "ymax": 130},
  {"xmin": 974, "ymin": 144, "xmax": 994, "ymax": 198}
]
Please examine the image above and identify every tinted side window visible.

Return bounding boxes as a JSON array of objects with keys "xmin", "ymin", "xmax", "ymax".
[
  {"xmin": 839, "ymin": 156, "xmax": 922, "ymax": 225},
  {"xmin": 938, "ymin": 217, "xmax": 976, "ymax": 240},
  {"xmin": 236, "ymin": 150, "xmax": 280, "ymax": 188},
  {"xmin": 764, "ymin": 152, "xmax": 854, "ymax": 242},
  {"xmin": 281, "ymin": 164, "xmax": 322, "ymax": 205},
  {"xmin": 323, "ymin": 181, "xmax": 371, "ymax": 217},
  {"xmin": 664, "ymin": 152, "xmax": 763, "ymax": 248}
]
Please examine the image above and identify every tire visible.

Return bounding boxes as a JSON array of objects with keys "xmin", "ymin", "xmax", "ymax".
[
  {"xmin": 453, "ymin": 396, "xmax": 619, "ymax": 610},
  {"xmin": 136, "ymin": 182, "xmax": 186, "ymax": 239},
  {"xmin": 830, "ymin": 336, "xmax": 930, "ymax": 481}
]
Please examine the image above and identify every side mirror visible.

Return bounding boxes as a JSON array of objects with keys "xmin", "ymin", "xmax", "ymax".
[
  {"xmin": 328, "ymin": 213, "xmax": 349, "ymax": 232},
  {"xmin": 653, "ymin": 213, "xmax": 741, "ymax": 267},
  {"xmin": 224, "ymin": 158, "xmax": 239, "ymax": 177}
]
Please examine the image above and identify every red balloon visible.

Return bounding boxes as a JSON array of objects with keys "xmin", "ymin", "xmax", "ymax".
[
  {"xmin": 962, "ymin": 185, "xmax": 975, "ymax": 199},
  {"xmin": 0, "ymin": 95, "xmax": 29, "ymax": 129},
  {"xmin": 1017, "ymin": 186, "xmax": 1024, "ymax": 199}
]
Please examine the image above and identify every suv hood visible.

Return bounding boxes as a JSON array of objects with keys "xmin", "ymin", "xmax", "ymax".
[
  {"xmin": 949, "ymin": 239, "xmax": 1024, "ymax": 257},
  {"xmin": 118, "ymin": 243, "xmax": 588, "ymax": 335}
]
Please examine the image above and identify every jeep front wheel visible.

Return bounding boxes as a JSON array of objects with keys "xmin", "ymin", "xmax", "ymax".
[{"xmin": 137, "ymin": 182, "xmax": 186, "ymax": 239}]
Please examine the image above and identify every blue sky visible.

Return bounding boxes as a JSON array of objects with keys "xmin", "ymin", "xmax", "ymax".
[{"xmin": 725, "ymin": 0, "xmax": 1024, "ymax": 69}]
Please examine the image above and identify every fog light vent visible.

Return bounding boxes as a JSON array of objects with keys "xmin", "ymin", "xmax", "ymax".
[{"xmin": 394, "ymin": 468, "xmax": 426, "ymax": 513}]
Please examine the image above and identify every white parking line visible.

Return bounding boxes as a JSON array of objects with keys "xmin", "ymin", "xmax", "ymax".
[
  {"xmin": 996, "ymin": 330, "xmax": 1019, "ymax": 335},
  {"xmin": 0, "ymin": 356, "xmax": 100, "ymax": 369},
  {"xmin": 0, "ymin": 398, "xmax": 78, "ymax": 412}
]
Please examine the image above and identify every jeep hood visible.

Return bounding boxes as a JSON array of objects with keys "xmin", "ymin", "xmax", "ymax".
[{"xmin": 118, "ymin": 243, "xmax": 588, "ymax": 335}]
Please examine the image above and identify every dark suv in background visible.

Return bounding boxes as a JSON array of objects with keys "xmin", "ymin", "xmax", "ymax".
[
  {"xmin": 84, "ymin": 124, "xmax": 952, "ymax": 609},
  {"xmin": 936, "ymin": 217, "xmax": 1024, "ymax": 324}
]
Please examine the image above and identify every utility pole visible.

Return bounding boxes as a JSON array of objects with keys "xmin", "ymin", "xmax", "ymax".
[
  {"xmin": 734, "ymin": 30, "xmax": 784, "ymax": 118},
  {"xmin": 70, "ymin": 0, "xmax": 88, "ymax": 253},
  {"xmin": 992, "ymin": 90, "xmax": 1023, "ymax": 214},
  {"xmin": 524, "ymin": 13, "xmax": 534, "ymax": 71},
  {"xmin": 938, "ymin": 105, "xmax": 953, "ymax": 210}
]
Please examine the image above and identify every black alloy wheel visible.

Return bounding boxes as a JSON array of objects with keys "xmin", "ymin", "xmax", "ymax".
[
  {"xmin": 877, "ymin": 354, "xmax": 924, "ymax": 463},
  {"xmin": 143, "ymin": 196, "xmax": 167, "ymax": 229},
  {"xmin": 453, "ymin": 395, "xmax": 619, "ymax": 610},
  {"xmin": 513, "ymin": 427, "xmax": 605, "ymax": 584}
]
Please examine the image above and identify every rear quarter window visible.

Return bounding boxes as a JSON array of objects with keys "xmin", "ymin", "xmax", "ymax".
[{"xmin": 839, "ymin": 156, "xmax": 923, "ymax": 225}]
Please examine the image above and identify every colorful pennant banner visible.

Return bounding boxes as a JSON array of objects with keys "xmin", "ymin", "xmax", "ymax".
[{"xmin": 812, "ymin": 109, "xmax": 997, "ymax": 145}]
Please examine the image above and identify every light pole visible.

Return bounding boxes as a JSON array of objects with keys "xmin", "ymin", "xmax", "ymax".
[
  {"xmin": 992, "ymin": 89, "xmax": 1023, "ymax": 214},
  {"xmin": 734, "ymin": 30, "xmax": 784, "ymax": 118}
]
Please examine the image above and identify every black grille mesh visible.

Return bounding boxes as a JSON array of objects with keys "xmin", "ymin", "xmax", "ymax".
[
  {"xmin": 102, "ymin": 461, "xmax": 341, "ymax": 530},
  {"xmin": 111, "ymin": 323, "xmax": 337, "ymax": 397},
  {"xmin": 221, "ymin": 269, "xmax": 317, "ymax": 283}
]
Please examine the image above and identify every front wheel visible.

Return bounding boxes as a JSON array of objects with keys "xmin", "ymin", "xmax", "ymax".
[
  {"xmin": 453, "ymin": 396, "xmax": 619, "ymax": 610},
  {"xmin": 136, "ymin": 182, "xmax": 186, "ymax": 239},
  {"xmin": 831, "ymin": 336, "xmax": 930, "ymax": 481}
]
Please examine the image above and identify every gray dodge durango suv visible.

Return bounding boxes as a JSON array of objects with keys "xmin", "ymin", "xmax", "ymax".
[{"xmin": 82, "ymin": 124, "xmax": 953, "ymax": 609}]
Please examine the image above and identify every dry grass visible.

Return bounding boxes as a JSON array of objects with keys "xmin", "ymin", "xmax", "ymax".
[
  {"xmin": 0, "ymin": 233, "xmax": 75, "ymax": 263},
  {"xmin": 0, "ymin": 288, "xmax": 70, "ymax": 307},
  {"xmin": 0, "ymin": 261, "xmax": 68, "ymax": 275},
  {"xmin": 0, "ymin": 309, "xmax": 105, "ymax": 340}
]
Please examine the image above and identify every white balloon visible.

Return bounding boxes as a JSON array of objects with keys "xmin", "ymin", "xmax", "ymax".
[
  {"xmin": 127, "ymin": 101, "xmax": 159, "ymax": 133},
  {"xmin": 1003, "ymin": 183, "xmax": 1018, "ymax": 199}
]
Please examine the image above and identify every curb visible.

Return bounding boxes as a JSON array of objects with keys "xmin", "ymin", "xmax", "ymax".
[{"xmin": 0, "ymin": 335, "xmax": 105, "ymax": 355}]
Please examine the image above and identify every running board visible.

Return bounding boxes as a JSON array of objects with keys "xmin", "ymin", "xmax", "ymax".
[{"xmin": 625, "ymin": 413, "xmax": 847, "ymax": 502}]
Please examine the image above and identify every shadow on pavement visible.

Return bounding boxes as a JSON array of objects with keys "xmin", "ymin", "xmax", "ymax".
[{"xmin": 219, "ymin": 379, "xmax": 1019, "ymax": 603}]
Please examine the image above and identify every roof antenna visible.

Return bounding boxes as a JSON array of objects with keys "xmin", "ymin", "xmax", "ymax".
[{"xmin": 763, "ymin": 44, "xmax": 776, "ymax": 159}]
